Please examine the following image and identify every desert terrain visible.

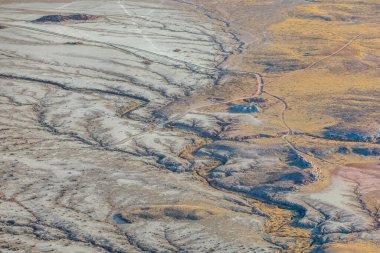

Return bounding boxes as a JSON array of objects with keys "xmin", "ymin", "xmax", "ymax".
[{"xmin": 0, "ymin": 0, "xmax": 379, "ymax": 252}]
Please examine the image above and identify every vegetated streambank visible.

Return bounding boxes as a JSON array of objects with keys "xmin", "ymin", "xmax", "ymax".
[
  {"xmin": 165, "ymin": 1, "xmax": 377, "ymax": 251},
  {"xmin": 188, "ymin": 146, "xmax": 313, "ymax": 252},
  {"xmin": 161, "ymin": 1, "xmax": 317, "ymax": 251}
]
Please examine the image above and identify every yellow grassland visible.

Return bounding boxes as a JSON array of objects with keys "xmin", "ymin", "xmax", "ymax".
[
  {"xmin": 322, "ymin": 242, "xmax": 380, "ymax": 253},
  {"xmin": 204, "ymin": 0, "xmax": 380, "ymax": 251},
  {"xmin": 163, "ymin": 0, "xmax": 379, "ymax": 251}
]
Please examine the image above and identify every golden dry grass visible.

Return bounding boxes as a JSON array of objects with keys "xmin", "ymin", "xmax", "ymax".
[
  {"xmin": 322, "ymin": 242, "xmax": 380, "ymax": 253},
  {"xmin": 7, "ymin": 0, "xmax": 375, "ymax": 250},
  {"xmin": 195, "ymin": 0, "xmax": 379, "ymax": 250},
  {"xmin": 256, "ymin": 0, "xmax": 379, "ymax": 191}
]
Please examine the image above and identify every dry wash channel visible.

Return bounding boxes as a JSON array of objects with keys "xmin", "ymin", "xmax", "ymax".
[
  {"xmin": 1, "ymin": 0, "xmax": 380, "ymax": 253},
  {"xmin": 0, "ymin": 0, "xmax": 298, "ymax": 252}
]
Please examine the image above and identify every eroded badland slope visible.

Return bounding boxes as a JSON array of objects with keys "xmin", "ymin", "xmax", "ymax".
[{"xmin": 0, "ymin": 0, "xmax": 379, "ymax": 252}]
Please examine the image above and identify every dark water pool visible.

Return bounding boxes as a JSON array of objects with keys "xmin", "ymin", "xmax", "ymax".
[{"xmin": 229, "ymin": 104, "xmax": 260, "ymax": 113}]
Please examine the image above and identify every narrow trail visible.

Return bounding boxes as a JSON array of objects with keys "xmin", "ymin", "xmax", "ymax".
[
  {"xmin": 174, "ymin": 33, "xmax": 363, "ymax": 118},
  {"xmin": 179, "ymin": 32, "xmax": 364, "ymax": 252},
  {"xmin": 206, "ymin": 33, "xmax": 362, "ymax": 111},
  {"xmin": 4, "ymin": 3, "xmax": 363, "ymax": 252},
  {"xmin": 107, "ymin": 12, "xmax": 366, "ymax": 253},
  {"xmin": 1, "ymin": 1, "xmax": 372, "ymax": 252},
  {"xmin": 305, "ymin": 34, "xmax": 362, "ymax": 70},
  {"xmin": 255, "ymin": 35, "xmax": 363, "ymax": 179},
  {"xmin": 254, "ymin": 73, "xmax": 265, "ymax": 96},
  {"xmin": 263, "ymin": 91, "xmax": 292, "ymax": 135},
  {"xmin": 260, "ymin": 34, "xmax": 362, "ymax": 165}
]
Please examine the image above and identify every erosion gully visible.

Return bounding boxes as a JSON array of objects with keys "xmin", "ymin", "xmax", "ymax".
[{"xmin": 170, "ymin": 1, "xmax": 315, "ymax": 252}]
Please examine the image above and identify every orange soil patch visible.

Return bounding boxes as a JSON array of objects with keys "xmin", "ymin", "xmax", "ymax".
[{"xmin": 338, "ymin": 162, "xmax": 380, "ymax": 216}]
